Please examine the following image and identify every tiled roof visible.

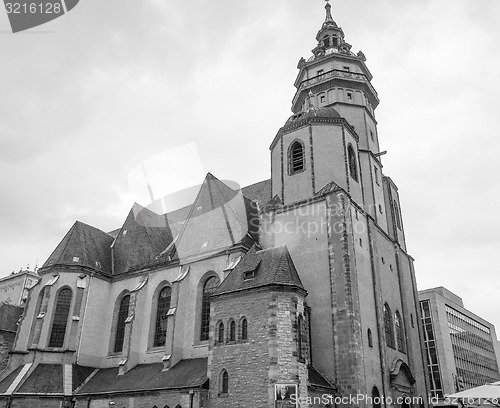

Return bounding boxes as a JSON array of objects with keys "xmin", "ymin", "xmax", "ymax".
[
  {"xmin": 72, "ymin": 365, "xmax": 96, "ymax": 392},
  {"xmin": 16, "ymin": 364, "xmax": 63, "ymax": 394},
  {"xmin": 0, "ymin": 304, "xmax": 23, "ymax": 332},
  {"xmin": 0, "ymin": 365, "xmax": 23, "ymax": 394},
  {"xmin": 241, "ymin": 179, "xmax": 272, "ymax": 209},
  {"xmin": 214, "ymin": 245, "xmax": 305, "ymax": 296},
  {"xmin": 76, "ymin": 358, "xmax": 207, "ymax": 395},
  {"xmin": 112, "ymin": 203, "xmax": 174, "ymax": 275},
  {"xmin": 308, "ymin": 365, "xmax": 336, "ymax": 390},
  {"xmin": 164, "ymin": 173, "xmax": 259, "ymax": 262},
  {"xmin": 41, "ymin": 221, "xmax": 114, "ymax": 276}
]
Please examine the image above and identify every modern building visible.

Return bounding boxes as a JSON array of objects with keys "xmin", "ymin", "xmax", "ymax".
[
  {"xmin": 0, "ymin": 270, "xmax": 39, "ymax": 307},
  {"xmin": 0, "ymin": 3, "xmax": 429, "ymax": 408},
  {"xmin": 419, "ymin": 287, "xmax": 500, "ymax": 404}
]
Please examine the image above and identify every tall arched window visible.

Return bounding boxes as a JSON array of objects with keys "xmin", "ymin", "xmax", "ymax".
[
  {"xmin": 114, "ymin": 295, "xmax": 130, "ymax": 353},
  {"xmin": 383, "ymin": 303, "xmax": 395, "ymax": 348},
  {"xmin": 241, "ymin": 318, "xmax": 248, "ymax": 341},
  {"xmin": 372, "ymin": 386, "xmax": 382, "ymax": 408},
  {"xmin": 348, "ymin": 144, "xmax": 358, "ymax": 182},
  {"xmin": 220, "ymin": 370, "xmax": 229, "ymax": 394},
  {"xmin": 200, "ymin": 276, "xmax": 220, "ymax": 341},
  {"xmin": 394, "ymin": 201, "xmax": 402, "ymax": 230},
  {"xmin": 290, "ymin": 141, "xmax": 305, "ymax": 174},
  {"xmin": 48, "ymin": 288, "xmax": 72, "ymax": 348},
  {"xmin": 154, "ymin": 286, "xmax": 172, "ymax": 347},
  {"xmin": 218, "ymin": 322, "xmax": 225, "ymax": 344},
  {"xmin": 297, "ymin": 315, "xmax": 304, "ymax": 360},
  {"xmin": 395, "ymin": 311, "xmax": 406, "ymax": 353},
  {"xmin": 229, "ymin": 320, "xmax": 236, "ymax": 342}
]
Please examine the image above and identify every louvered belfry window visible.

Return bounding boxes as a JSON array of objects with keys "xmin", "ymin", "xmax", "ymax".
[
  {"xmin": 384, "ymin": 303, "xmax": 395, "ymax": 348},
  {"xmin": 114, "ymin": 295, "xmax": 130, "ymax": 353},
  {"xmin": 290, "ymin": 141, "xmax": 305, "ymax": 173},
  {"xmin": 154, "ymin": 287, "xmax": 172, "ymax": 347},
  {"xmin": 200, "ymin": 276, "xmax": 220, "ymax": 341},
  {"xmin": 48, "ymin": 288, "xmax": 72, "ymax": 348}
]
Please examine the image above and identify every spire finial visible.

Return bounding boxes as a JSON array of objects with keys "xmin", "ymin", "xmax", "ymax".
[{"xmin": 324, "ymin": 0, "xmax": 334, "ymax": 24}]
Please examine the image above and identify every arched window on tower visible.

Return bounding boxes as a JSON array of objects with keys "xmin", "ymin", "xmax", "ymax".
[
  {"xmin": 395, "ymin": 311, "xmax": 406, "ymax": 353},
  {"xmin": 289, "ymin": 140, "xmax": 305, "ymax": 174},
  {"xmin": 394, "ymin": 201, "xmax": 402, "ymax": 230},
  {"xmin": 323, "ymin": 35, "xmax": 330, "ymax": 48},
  {"xmin": 348, "ymin": 144, "xmax": 358, "ymax": 182},
  {"xmin": 372, "ymin": 386, "xmax": 382, "ymax": 408},
  {"xmin": 217, "ymin": 322, "xmax": 224, "ymax": 344},
  {"xmin": 200, "ymin": 276, "xmax": 220, "ymax": 341},
  {"xmin": 48, "ymin": 287, "xmax": 72, "ymax": 348},
  {"xmin": 114, "ymin": 295, "xmax": 130, "ymax": 353},
  {"xmin": 383, "ymin": 303, "xmax": 395, "ymax": 348},
  {"xmin": 220, "ymin": 370, "xmax": 229, "ymax": 394},
  {"xmin": 153, "ymin": 286, "xmax": 172, "ymax": 347},
  {"xmin": 240, "ymin": 317, "xmax": 248, "ymax": 341},
  {"xmin": 297, "ymin": 315, "xmax": 304, "ymax": 360},
  {"xmin": 229, "ymin": 320, "xmax": 236, "ymax": 342}
]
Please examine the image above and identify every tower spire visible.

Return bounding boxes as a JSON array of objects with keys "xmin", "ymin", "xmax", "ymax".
[{"xmin": 324, "ymin": 0, "xmax": 334, "ymax": 24}]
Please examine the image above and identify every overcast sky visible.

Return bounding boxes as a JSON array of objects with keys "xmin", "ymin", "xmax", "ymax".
[{"xmin": 1, "ymin": 0, "xmax": 499, "ymax": 333}]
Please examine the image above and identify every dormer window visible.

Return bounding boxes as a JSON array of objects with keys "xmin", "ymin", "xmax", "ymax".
[
  {"xmin": 289, "ymin": 140, "xmax": 305, "ymax": 174},
  {"xmin": 243, "ymin": 270, "xmax": 255, "ymax": 280}
]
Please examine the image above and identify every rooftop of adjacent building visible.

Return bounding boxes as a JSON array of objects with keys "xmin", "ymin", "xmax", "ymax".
[
  {"xmin": 0, "ymin": 269, "xmax": 39, "ymax": 284},
  {"xmin": 419, "ymin": 286, "xmax": 497, "ymax": 335}
]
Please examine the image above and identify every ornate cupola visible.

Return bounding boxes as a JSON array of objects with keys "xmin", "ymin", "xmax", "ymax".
[{"xmin": 312, "ymin": 0, "xmax": 350, "ymax": 57}]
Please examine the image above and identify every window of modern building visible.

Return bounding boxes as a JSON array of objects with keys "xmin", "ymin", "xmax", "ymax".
[
  {"xmin": 220, "ymin": 370, "xmax": 229, "ymax": 394},
  {"xmin": 200, "ymin": 276, "xmax": 220, "ymax": 341},
  {"xmin": 395, "ymin": 311, "xmax": 406, "ymax": 353},
  {"xmin": 240, "ymin": 317, "xmax": 248, "ymax": 341},
  {"xmin": 48, "ymin": 288, "xmax": 72, "ymax": 348},
  {"xmin": 348, "ymin": 144, "xmax": 358, "ymax": 182},
  {"xmin": 114, "ymin": 294, "xmax": 130, "ymax": 353},
  {"xmin": 153, "ymin": 286, "xmax": 172, "ymax": 347},
  {"xmin": 229, "ymin": 320, "xmax": 236, "ymax": 342},
  {"xmin": 368, "ymin": 329, "xmax": 373, "ymax": 348},
  {"xmin": 290, "ymin": 141, "xmax": 305, "ymax": 174},
  {"xmin": 384, "ymin": 303, "xmax": 395, "ymax": 348}
]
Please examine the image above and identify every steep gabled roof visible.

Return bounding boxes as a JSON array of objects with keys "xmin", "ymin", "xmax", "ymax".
[
  {"xmin": 41, "ymin": 221, "xmax": 114, "ymax": 275},
  {"xmin": 163, "ymin": 173, "xmax": 259, "ymax": 262},
  {"xmin": 213, "ymin": 245, "xmax": 305, "ymax": 296},
  {"xmin": 241, "ymin": 179, "xmax": 272, "ymax": 209},
  {"xmin": 112, "ymin": 203, "xmax": 174, "ymax": 275}
]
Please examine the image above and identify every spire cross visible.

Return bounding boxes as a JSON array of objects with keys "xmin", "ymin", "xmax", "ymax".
[{"xmin": 324, "ymin": 0, "xmax": 334, "ymax": 23}]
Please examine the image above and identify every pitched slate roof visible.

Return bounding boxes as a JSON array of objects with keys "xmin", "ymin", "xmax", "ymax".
[
  {"xmin": 162, "ymin": 173, "xmax": 259, "ymax": 262},
  {"xmin": 0, "ymin": 365, "xmax": 23, "ymax": 394},
  {"xmin": 241, "ymin": 179, "xmax": 272, "ymax": 209},
  {"xmin": 76, "ymin": 358, "xmax": 207, "ymax": 395},
  {"xmin": 214, "ymin": 245, "xmax": 305, "ymax": 296},
  {"xmin": 112, "ymin": 203, "xmax": 174, "ymax": 275},
  {"xmin": 41, "ymin": 221, "xmax": 114, "ymax": 276},
  {"xmin": 16, "ymin": 364, "xmax": 63, "ymax": 394},
  {"xmin": 308, "ymin": 365, "xmax": 336, "ymax": 390}
]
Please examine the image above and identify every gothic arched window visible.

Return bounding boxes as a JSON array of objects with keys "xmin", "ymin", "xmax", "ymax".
[
  {"xmin": 229, "ymin": 320, "xmax": 236, "ymax": 342},
  {"xmin": 372, "ymin": 386, "xmax": 382, "ymax": 408},
  {"xmin": 240, "ymin": 318, "xmax": 248, "ymax": 341},
  {"xmin": 114, "ymin": 295, "xmax": 130, "ymax": 353},
  {"xmin": 220, "ymin": 370, "xmax": 229, "ymax": 394},
  {"xmin": 290, "ymin": 140, "xmax": 305, "ymax": 174},
  {"xmin": 348, "ymin": 144, "xmax": 358, "ymax": 182},
  {"xmin": 200, "ymin": 276, "xmax": 220, "ymax": 341},
  {"xmin": 383, "ymin": 303, "xmax": 395, "ymax": 348},
  {"xmin": 218, "ymin": 322, "xmax": 224, "ymax": 344},
  {"xmin": 48, "ymin": 287, "xmax": 72, "ymax": 348},
  {"xmin": 395, "ymin": 311, "xmax": 406, "ymax": 353},
  {"xmin": 394, "ymin": 201, "xmax": 402, "ymax": 230},
  {"xmin": 153, "ymin": 286, "xmax": 172, "ymax": 347}
]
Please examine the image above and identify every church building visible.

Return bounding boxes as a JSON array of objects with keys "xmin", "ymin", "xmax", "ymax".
[{"xmin": 0, "ymin": 3, "xmax": 429, "ymax": 407}]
